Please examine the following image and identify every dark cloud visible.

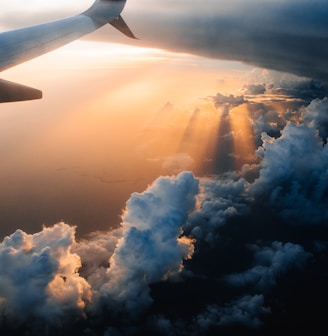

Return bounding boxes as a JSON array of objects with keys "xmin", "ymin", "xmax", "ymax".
[
  {"xmin": 225, "ymin": 242, "xmax": 311, "ymax": 291},
  {"xmin": 120, "ymin": 0, "xmax": 328, "ymax": 82},
  {"xmin": 244, "ymin": 75, "xmax": 328, "ymax": 102},
  {"xmin": 248, "ymin": 105, "xmax": 288, "ymax": 143},
  {"xmin": 237, "ymin": 71, "xmax": 328, "ymax": 145},
  {"xmin": 266, "ymin": 79, "xmax": 327, "ymax": 101},
  {"xmin": 213, "ymin": 93, "xmax": 246, "ymax": 109},
  {"xmin": 243, "ymin": 84, "xmax": 266, "ymax": 95},
  {"xmin": 194, "ymin": 295, "xmax": 270, "ymax": 330}
]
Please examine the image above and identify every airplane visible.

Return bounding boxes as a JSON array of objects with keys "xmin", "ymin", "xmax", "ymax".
[{"xmin": 0, "ymin": 0, "xmax": 136, "ymax": 103}]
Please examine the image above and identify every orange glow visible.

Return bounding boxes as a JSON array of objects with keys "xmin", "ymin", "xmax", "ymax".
[
  {"xmin": 230, "ymin": 104, "xmax": 256, "ymax": 168},
  {"xmin": 0, "ymin": 40, "xmax": 253, "ymax": 235}
]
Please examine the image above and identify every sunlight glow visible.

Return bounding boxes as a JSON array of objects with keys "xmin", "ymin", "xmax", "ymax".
[
  {"xmin": 0, "ymin": 29, "xmax": 253, "ymax": 234},
  {"xmin": 230, "ymin": 104, "xmax": 257, "ymax": 167}
]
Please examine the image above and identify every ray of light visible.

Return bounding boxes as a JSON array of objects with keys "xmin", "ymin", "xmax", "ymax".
[{"xmin": 229, "ymin": 103, "xmax": 257, "ymax": 168}]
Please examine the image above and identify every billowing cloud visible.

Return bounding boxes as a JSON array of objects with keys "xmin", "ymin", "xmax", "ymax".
[
  {"xmin": 186, "ymin": 175, "xmax": 248, "ymax": 243},
  {"xmin": 93, "ymin": 172, "xmax": 199, "ymax": 316},
  {"xmin": 0, "ymin": 172, "xmax": 199, "ymax": 334},
  {"xmin": 251, "ymin": 121, "xmax": 328, "ymax": 224},
  {"xmin": 0, "ymin": 223, "xmax": 91, "ymax": 332},
  {"xmin": 73, "ymin": 228, "xmax": 122, "ymax": 280},
  {"xmin": 303, "ymin": 97, "xmax": 328, "ymax": 140}
]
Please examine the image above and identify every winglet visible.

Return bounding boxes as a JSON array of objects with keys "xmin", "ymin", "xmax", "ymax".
[{"xmin": 110, "ymin": 16, "xmax": 138, "ymax": 39}]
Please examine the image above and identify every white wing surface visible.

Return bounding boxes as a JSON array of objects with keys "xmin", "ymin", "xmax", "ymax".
[{"xmin": 0, "ymin": 0, "xmax": 136, "ymax": 102}]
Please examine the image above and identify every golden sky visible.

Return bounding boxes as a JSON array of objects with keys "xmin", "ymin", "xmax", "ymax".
[
  {"xmin": 0, "ymin": 0, "xmax": 280, "ymax": 240},
  {"xmin": 0, "ymin": 35, "xmax": 254, "ymax": 237}
]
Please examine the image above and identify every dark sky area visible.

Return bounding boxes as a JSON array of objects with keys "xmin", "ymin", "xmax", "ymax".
[{"xmin": 1, "ymin": 0, "xmax": 328, "ymax": 335}]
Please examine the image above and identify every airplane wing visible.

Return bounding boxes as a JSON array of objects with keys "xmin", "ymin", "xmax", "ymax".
[{"xmin": 0, "ymin": 0, "xmax": 136, "ymax": 103}]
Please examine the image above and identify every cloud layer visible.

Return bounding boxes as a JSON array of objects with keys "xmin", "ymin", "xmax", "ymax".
[
  {"xmin": 2, "ymin": 73, "xmax": 328, "ymax": 334},
  {"xmin": 121, "ymin": 0, "xmax": 328, "ymax": 82}
]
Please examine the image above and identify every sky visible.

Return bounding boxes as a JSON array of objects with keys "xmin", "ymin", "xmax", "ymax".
[{"xmin": 0, "ymin": 0, "xmax": 328, "ymax": 335}]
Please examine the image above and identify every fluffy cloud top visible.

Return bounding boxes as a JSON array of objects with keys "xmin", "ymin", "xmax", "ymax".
[
  {"xmin": 0, "ymin": 223, "xmax": 91, "ymax": 330},
  {"xmin": 0, "ymin": 172, "xmax": 200, "ymax": 332},
  {"xmin": 95, "ymin": 172, "xmax": 199, "ymax": 315},
  {"xmin": 251, "ymin": 122, "xmax": 328, "ymax": 223}
]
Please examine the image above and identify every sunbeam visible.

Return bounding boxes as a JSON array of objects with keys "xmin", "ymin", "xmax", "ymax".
[{"xmin": 230, "ymin": 103, "xmax": 257, "ymax": 168}]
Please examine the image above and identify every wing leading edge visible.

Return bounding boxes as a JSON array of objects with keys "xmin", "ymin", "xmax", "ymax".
[{"xmin": 0, "ymin": 0, "xmax": 136, "ymax": 103}]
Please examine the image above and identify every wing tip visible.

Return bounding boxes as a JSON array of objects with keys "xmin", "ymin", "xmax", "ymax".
[{"xmin": 0, "ymin": 78, "xmax": 42, "ymax": 103}]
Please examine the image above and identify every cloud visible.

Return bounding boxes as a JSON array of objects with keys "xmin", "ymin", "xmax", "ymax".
[
  {"xmin": 249, "ymin": 107, "xmax": 288, "ymax": 144},
  {"xmin": 213, "ymin": 93, "xmax": 246, "ymax": 109},
  {"xmin": 141, "ymin": 77, "xmax": 328, "ymax": 333},
  {"xmin": 72, "ymin": 228, "xmax": 122, "ymax": 283},
  {"xmin": 94, "ymin": 171, "xmax": 199, "ymax": 316},
  {"xmin": 243, "ymin": 84, "xmax": 266, "ymax": 95},
  {"xmin": 186, "ymin": 175, "xmax": 248, "ymax": 243},
  {"xmin": 225, "ymin": 241, "xmax": 311, "ymax": 291},
  {"xmin": 303, "ymin": 97, "xmax": 328, "ymax": 140},
  {"xmin": 120, "ymin": 0, "xmax": 328, "ymax": 82},
  {"xmin": 194, "ymin": 295, "xmax": 270, "ymax": 331},
  {"xmin": 0, "ymin": 223, "xmax": 91, "ymax": 332},
  {"xmin": 2, "ymin": 51, "xmax": 328, "ymax": 334},
  {"xmin": 0, "ymin": 172, "xmax": 199, "ymax": 334},
  {"xmin": 183, "ymin": 81, "xmax": 328, "ymax": 243},
  {"xmin": 238, "ymin": 70, "xmax": 328, "ymax": 145},
  {"xmin": 244, "ymin": 71, "xmax": 328, "ymax": 101},
  {"xmin": 1, "ymin": 1, "xmax": 328, "ymax": 82},
  {"xmin": 251, "ymin": 121, "xmax": 328, "ymax": 224},
  {"xmin": 1, "ymin": 100, "xmax": 328, "ymax": 334},
  {"xmin": 88, "ymin": 74, "xmax": 328, "ymax": 334}
]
